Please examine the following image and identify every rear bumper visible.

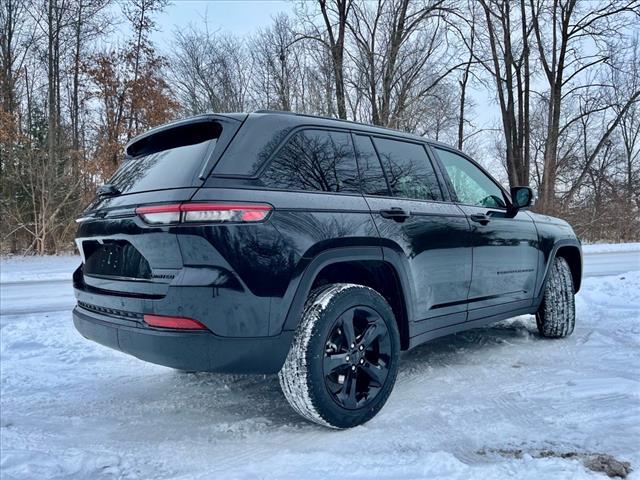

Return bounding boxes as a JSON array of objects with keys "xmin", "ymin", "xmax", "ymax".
[{"xmin": 72, "ymin": 306, "xmax": 293, "ymax": 374}]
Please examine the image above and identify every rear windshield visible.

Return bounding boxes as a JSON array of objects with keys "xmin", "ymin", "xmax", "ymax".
[{"xmin": 107, "ymin": 121, "xmax": 221, "ymax": 195}]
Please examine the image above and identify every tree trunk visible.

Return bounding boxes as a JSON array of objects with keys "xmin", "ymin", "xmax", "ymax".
[
  {"xmin": 457, "ymin": 20, "xmax": 474, "ymax": 150},
  {"xmin": 126, "ymin": 0, "xmax": 148, "ymax": 138},
  {"xmin": 520, "ymin": 0, "xmax": 530, "ymax": 186},
  {"xmin": 47, "ymin": 0, "xmax": 56, "ymax": 169},
  {"xmin": 319, "ymin": 0, "xmax": 349, "ymax": 120},
  {"xmin": 71, "ymin": 0, "xmax": 83, "ymax": 158},
  {"xmin": 539, "ymin": 82, "xmax": 562, "ymax": 214}
]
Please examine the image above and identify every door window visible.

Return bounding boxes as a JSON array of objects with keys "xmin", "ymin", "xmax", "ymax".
[
  {"xmin": 434, "ymin": 147, "xmax": 506, "ymax": 208},
  {"xmin": 261, "ymin": 129, "xmax": 359, "ymax": 193},
  {"xmin": 372, "ymin": 137, "xmax": 442, "ymax": 201},
  {"xmin": 353, "ymin": 134, "xmax": 390, "ymax": 196}
]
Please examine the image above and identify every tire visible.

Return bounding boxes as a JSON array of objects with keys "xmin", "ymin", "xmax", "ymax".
[
  {"xmin": 278, "ymin": 283, "xmax": 400, "ymax": 429},
  {"xmin": 536, "ymin": 256, "xmax": 576, "ymax": 338}
]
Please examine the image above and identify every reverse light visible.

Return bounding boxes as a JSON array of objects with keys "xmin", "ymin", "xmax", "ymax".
[
  {"xmin": 144, "ymin": 314, "xmax": 209, "ymax": 330},
  {"xmin": 135, "ymin": 204, "xmax": 181, "ymax": 224},
  {"xmin": 135, "ymin": 203, "xmax": 272, "ymax": 225}
]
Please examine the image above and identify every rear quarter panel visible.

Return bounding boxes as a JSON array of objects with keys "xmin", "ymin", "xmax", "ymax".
[{"xmin": 193, "ymin": 185, "xmax": 379, "ymax": 335}]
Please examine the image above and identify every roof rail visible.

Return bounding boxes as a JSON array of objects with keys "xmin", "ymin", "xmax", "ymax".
[
  {"xmin": 253, "ymin": 109, "xmax": 298, "ymax": 115},
  {"xmin": 253, "ymin": 109, "xmax": 375, "ymax": 128},
  {"xmin": 250, "ymin": 109, "xmax": 450, "ymax": 147}
]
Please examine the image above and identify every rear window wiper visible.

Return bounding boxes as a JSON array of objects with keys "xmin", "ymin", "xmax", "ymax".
[{"xmin": 97, "ymin": 184, "xmax": 121, "ymax": 197}]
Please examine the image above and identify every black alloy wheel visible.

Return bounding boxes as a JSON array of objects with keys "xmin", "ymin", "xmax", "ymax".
[
  {"xmin": 279, "ymin": 283, "xmax": 400, "ymax": 428},
  {"xmin": 323, "ymin": 306, "xmax": 391, "ymax": 410}
]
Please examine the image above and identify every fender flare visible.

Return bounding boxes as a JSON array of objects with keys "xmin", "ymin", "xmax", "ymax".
[
  {"xmin": 536, "ymin": 238, "xmax": 583, "ymax": 299},
  {"xmin": 280, "ymin": 245, "xmax": 416, "ymax": 333}
]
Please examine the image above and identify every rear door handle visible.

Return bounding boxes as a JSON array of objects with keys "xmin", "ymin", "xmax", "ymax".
[
  {"xmin": 380, "ymin": 207, "xmax": 411, "ymax": 223},
  {"xmin": 470, "ymin": 213, "xmax": 490, "ymax": 225}
]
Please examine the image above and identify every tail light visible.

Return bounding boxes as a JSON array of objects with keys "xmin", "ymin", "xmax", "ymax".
[
  {"xmin": 135, "ymin": 203, "xmax": 272, "ymax": 225},
  {"xmin": 144, "ymin": 314, "xmax": 209, "ymax": 331}
]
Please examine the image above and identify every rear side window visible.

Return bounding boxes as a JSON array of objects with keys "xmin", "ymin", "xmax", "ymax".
[
  {"xmin": 372, "ymin": 138, "xmax": 442, "ymax": 201},
  {"xmin": 109, "ymin": 121, "xmax": 220, "ymax": 195},
  {"xmin": 353, "ymin": 134, "xmax": 390, "ymax": 196},
  {"xmin": 260, "ymin": 129, "xmax": 359, "ymax": 193}
]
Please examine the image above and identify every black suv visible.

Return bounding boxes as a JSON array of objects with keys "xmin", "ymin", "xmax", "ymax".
[{"xmin": 73, "ymin": 111, "xmax": 582, "ymax": 428}]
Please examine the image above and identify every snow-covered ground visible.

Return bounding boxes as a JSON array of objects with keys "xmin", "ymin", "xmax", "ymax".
[
  {"xmin": 0, "ymin": 254, "xmax": 79, "ymax": 284},
  {"xmin": 582, "ymin": 243, "xmax": 640, "ymax": 254},
  {"xmin": 1, "ymin": 246, "xmax": 639, "ymax": 479}
]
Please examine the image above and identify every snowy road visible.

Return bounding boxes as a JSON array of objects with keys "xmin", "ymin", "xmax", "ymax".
[
  {"xmin": 0, "ymin": 280, "xmax": 76, "ymax": 316},
  {"xmin": 1, "ymin": 247, "xmax": 639, "ymax": 479},
  {"xmin": 583, "ymin": 251, "xmax": 640, "ymax": 277}
]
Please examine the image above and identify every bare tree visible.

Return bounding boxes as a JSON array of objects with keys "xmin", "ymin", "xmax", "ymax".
[
  {"xmin": 250, "ymin": 14, "xmax": 300, "ymax": 111},
  {"xmin": 68, "ymin": 0, "xmax": 112, "ymax": 165},
  {"xmin": 1, "ymin": 0, "xmax": 32, "ymax": 251},
  {"xmin": 456, "ymin": 2, "xmax": 477, "ymax": 150},
  {"xmin": 171, "ymin": 28, "xmax": 251, "ymax": 114},
  {"xmin": 295, "ymin": 0, "xmax": 352, "ymax": 119},
  {"xmin": 473, "ymin": 0, "xmax": 533, "ymax": 187},
  {"xmin": 617, "ymin": 42, "xmax": 640, "ymax": 220},
  {"xmin": 346, "ymin": 0, "xmax": 462, "ymax": 133},
  {"xmin": 529, "ymin": 0, "xmax": 638, "ymax": 213},
  {"xmin": 318, "ymin": 0, "xmax": 351, "ymax": 119},
  {"xmin": 560, "ymin": 36, "xmax": 640, "ymax": 224},
  {"xmin": 122, "ymin": 0, "xmax": 168, "ymax": 139}
]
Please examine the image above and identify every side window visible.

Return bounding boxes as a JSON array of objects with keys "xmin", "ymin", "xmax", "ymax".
[
  {"xmin": 372, "ymin": 137, "xmax": 442, "ymax": 201},
  {"xmin": 261, "ymin": 129, "xmax": 359, "ymax": 193},
  {"xmin": 353, "ymin": 134, "xmax": 390, "ymax": 196},
  {"xmin": 434, "ymin": 147, "xmax": 506, "ymax": 208}
]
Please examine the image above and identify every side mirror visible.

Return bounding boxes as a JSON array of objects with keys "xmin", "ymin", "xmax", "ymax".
[{"xmin": 510, "ymin": 186, "xmax": 535, "ymax": 211}]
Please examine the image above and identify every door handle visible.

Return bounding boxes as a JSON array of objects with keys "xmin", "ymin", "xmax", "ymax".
[
  {"xmin": 380, "ymin": 207, "xmax": 411, "ymax": 223},
  {"xmin": 470, "ymin": 213, "xmax": 491, "ymax": 225}
]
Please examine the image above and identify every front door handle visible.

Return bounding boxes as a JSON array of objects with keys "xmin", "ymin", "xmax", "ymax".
[
  {"xmin": 470, "ymin": 213, "xmax": 491, "ymax": 225},
  {"xmin": 380, "ymin": 207, "xmax": 411, "ymax": 223}
]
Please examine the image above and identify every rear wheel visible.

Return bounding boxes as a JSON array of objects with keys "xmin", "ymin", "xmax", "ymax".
[
  {"xmin": 278, "ymin": 283, "xmax": 400, "ymax": 428},
  {"xmin": 536, "ymin": 256, "xmax": 576, "ymax": 338}
]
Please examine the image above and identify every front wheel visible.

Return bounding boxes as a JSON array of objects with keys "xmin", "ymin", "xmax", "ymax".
[
  {"xmin": 279, "ymin": 283, "xmax": 400, "ymax": 428},
  {"xmin": 536, "ymin": 256, "xmax": 576, "ymax": 338}
]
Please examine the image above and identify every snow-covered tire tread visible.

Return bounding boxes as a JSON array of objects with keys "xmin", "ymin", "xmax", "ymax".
[
  {"xmin": 536, "ymin": 256, "xmax": 575, "ymax": 338},
  {"xmin": 278, "ymin": 283, "xmax": 397, "ymax": 428},
  {"xmin": 278, "ymin": 284, "xmax": 353, "ymax": 428}
]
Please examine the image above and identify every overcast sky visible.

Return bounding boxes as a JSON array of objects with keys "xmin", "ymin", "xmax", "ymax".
[{"xmin": 151, "ymin": 0, "xmax": 295, "ymax": 47}]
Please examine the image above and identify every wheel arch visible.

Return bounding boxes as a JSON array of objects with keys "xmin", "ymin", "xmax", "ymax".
[
  {"xmin": 555, "ymin": 245, "xmax": 582, "ymax": 293},
  {"xmin": 281, "ymin": 246, "xmax": 414, "ymax": 350},
  {"xmin": 538, "ymin": 239, "xmax": 583, "ymax": 297}
]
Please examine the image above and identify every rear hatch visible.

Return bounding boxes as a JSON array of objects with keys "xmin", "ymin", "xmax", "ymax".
[{"xmin": 75, "ymin": 114, "xmax": 245, "ymax": 297}]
